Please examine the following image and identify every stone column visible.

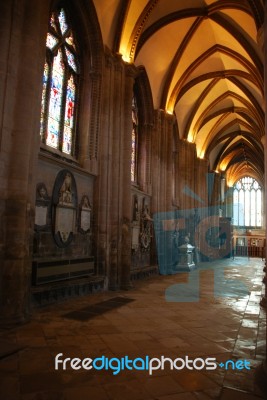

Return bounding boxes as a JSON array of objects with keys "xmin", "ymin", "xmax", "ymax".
[
  {"xmin": 96, "ymin": 52, "xmax": 135, "ymax": 290},
  {"xmin": 120, "ymin": 63, "xmax": 136, "ymax": 290},
  {"xmin": 138, "ymin": 122, "xmax": 153, "ymax": 194},
  {"xmin": 0, "ymin": 0, "xmax": 49, "ymax": 325},
  {"xmin": 260, "ymin": 1, "xmax": 267, "ymax": 310},
  {"xmin": 255, "ymin": 3, "xmax": 267, "ymax": 394},
  {"xmin": 108, "ymin": 55, "xmax": 123, "ymax": 290},
  {"xmin": 151, "ymin": 110, "xmax": 162, "ymax": 214},
  {"xmin": 94, "ymin": 52, "xmax": 114, "ymax": 281},
  {"xmin": 150, "ymin": 110, "xmax": 176, "ymax": 271},
  {"xmin": 151, "ymin": 110, "xmax": 175, "ymax": 214},
  {"xmin": 176, "ymin": 140, "xmax": 196, "ymax": 211}
]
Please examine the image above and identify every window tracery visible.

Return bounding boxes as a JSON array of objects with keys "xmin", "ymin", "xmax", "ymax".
[
  {"xmin": 233, "ymin": 176, "xmax": 262, "ymax": 227},
  {"xmin": 40, "ymin": 8, "xmax": 79, "ymax": 156}
]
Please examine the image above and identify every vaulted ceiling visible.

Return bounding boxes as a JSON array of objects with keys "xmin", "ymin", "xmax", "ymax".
[{"xmin": 93, "ymin": 0, "xmax": 265, "ymax": 186}]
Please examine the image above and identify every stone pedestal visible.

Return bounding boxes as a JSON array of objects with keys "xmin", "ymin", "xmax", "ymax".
[{"xmin": 176, "ymin": 243, "xmax": 196, "ymax": 271}]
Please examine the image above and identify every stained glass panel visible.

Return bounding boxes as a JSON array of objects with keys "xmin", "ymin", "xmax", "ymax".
[
  {"xmin": 46, "ymin": 33, "xmax": 58, "ymax": 50},
  {"xmin": 58, "ymin": 9, "xmax": 68, "ymax": 34},
  {"xmin": 40, "ymin": 7, "xmax": 79, "ymax": 155},
  {"xmin": 47, "ymin": 50, "xmax": 65, "ymax": 148},
  {"xmin": 62, "ymin": 126, "xmax": 72, "ymax": 154},
  {"xmin": 65, "ymin": 47, "xmax": 77, "ymax": 72},
  {"xmin": 63, "ymin": 76, "xmax": 76, "ymax": 154},
  {"xmin": 131, "ymin": 128, "xmax": 136, "ymax": 181},
  {"xmin": 50, "ymin": 14, "xmax": 58, "ymax": 31},
  {"xmin": 40, "ymin": 62, "xmax": 49, "ymax": 137},
  {"xmin": 131, "ymin": 96, "xmax": 138, "ymax": 182},
  {"xmin": 66, "ymin": 32, "xmax": 76, "ymax": 49}
]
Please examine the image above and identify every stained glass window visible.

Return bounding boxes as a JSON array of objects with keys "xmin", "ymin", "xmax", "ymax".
[
  {"xmin": 233, "ymin": 176, "xmax": 262, "ymax": 227},
  {"xmin": 131, "ymin": 96, "xmax": 138, "ymax": 182},
  {"xmin": 40, "ymin": 8, "xmax": 79, "ymax": 155}
]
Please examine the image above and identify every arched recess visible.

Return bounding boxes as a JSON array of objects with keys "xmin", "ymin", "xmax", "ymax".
[
  {"xmin": 49, "ymin": 0, "xmax": 104, "ymax": 168},
  {"xmin": 133, "ymin": 66, "xmax": 154, "ymax": 191}
]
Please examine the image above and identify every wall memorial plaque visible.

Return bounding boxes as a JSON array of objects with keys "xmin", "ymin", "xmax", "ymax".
[
  {"xmin": 35, "ymin": 206, "xmax": 47, "ymax": 227},
  {"xmin": 52, "ymin": 170, "xmax": 77, "ymax": 247},
  {"xmin": 79, "ymin": 195, "xmax": 91, "ymax": 234},
  {"xmin": 132, "ymin": 225, "xmax": 140, "ymax": 250},
  {"xmin": 35, "ymin": 183, "xmax": 50, "ymax": 231}
]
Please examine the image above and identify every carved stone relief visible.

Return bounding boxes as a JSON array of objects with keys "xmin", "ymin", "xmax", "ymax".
[
  {"xmin": 131, "ymin": 195, "xmax": 140, "ymax": 251},
  {"xmin": 131, "ymin": 195, "xmax": 153, "ymax": 253},
  {"xmin": 140, "ymin": 199, "xmax": 153, "ymax": 252}
]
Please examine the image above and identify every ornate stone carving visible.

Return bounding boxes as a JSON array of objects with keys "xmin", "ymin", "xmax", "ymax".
[
  {"xmin": 140, "ymin": 201, "xmax": 153, "ymax": 251},
  {"xmin": 132, "ymin": 195, "xmax": 140, "ymax": 250}
]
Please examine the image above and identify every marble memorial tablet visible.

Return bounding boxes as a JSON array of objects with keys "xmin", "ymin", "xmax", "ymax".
[
  {"xmin": 52, "ymin": 170, "xmax": 78, "ymax": 247},
  {"xmin": 55, "ymin": 206, "xmax": 76, "ymax": 243},
  {"xmin": 132, "ymin": 225, "xmax": 140, "ymax": 249},
  {"xmin": 35, "ymin": 205, "xmax": 47, "ymax": 226},
  {"xmin": 81, "ymin": 209, "xmax": 91, "ymax": 232}
]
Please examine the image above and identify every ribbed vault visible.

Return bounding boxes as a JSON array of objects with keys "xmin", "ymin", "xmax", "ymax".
[{"xmin": 93, "ymin": 0, "xmax": 264, "ymax": 185}]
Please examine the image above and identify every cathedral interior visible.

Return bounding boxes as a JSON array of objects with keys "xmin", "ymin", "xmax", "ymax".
[{"xmin": 0, "ymin": 0, "xmax": 267, "ymax": 399}]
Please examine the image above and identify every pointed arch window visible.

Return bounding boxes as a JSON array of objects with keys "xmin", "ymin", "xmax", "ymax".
[
  {"xmin": 131, "ymin": 96, "xmax": 138, "ymax": 182},
  {"xmin": 40, "ymin": 8, "xmax": 79, "ymax": 155},
  {"xmin": 233, "ymin": 176, "xmax": 262, "ymax": 227}
]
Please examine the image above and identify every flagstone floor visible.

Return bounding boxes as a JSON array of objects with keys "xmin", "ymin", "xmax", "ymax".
[{"xmin": 0, "ymin": 257, "xmax": 266, "ymax": 400}]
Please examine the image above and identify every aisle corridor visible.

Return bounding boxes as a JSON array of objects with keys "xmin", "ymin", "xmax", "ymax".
[{"xmin": 0, "ymin": 258, "xmax": 266, "ymax": 400}]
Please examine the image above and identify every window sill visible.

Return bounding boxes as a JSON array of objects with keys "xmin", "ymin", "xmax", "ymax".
[
  {"xmin": 38, "ymin": 146, "xmax": 97, "ymax": 177},
  {"xmin": 40, "ymin": 143, "xmax": 79, "ymax": 165}
]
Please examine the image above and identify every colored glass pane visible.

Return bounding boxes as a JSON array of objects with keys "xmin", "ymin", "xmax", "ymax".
[
  {"xmin": 40, "ymin": 63, "xmax": 49, "ymax": 136},
  {"xmin": 62, "ymin": 126, "xmax": 72, "ymax": 154},
  {"xmin": 63, "ymin": 76, "xmax": 76, "ymax": 154},
  {"xmin": 46, "ymin": 33, "xmax": 58, "ymax": 50},
  {"xmin": 58, "ymin": 9, "xmax": 68, "ymax": 34},
  {"xmin": 47, "ymin": 50, "xmax": 65, "ymax": 148},
  {"xmin": 40, "ymin": 7, "xmax": 79, "ymax": 155},
  {"xmin": 66, "ymin": 32, "xmax": 76, "ymax": 49},
  {"xmin": 50, "ymin": 14, "xmax": 58, "ymax": 31},
  {"xmin": 131, "ymin": 127, "xmax": 136, "ymax": 181},
  {"xmin": 65, "ymin": 47, "xmax": 77, "ymax": 72},
  {"xmin": 131, "ymin": 97, "xmax": 138, "ymax": 182}
]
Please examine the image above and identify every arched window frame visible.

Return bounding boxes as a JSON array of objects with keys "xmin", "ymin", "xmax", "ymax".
[
  {"xmin": 233, "ymin": 176, "xmax": 262, "ymax": 228},
  {"xmin": 40, "ymin": 6, "xmax": 80, "ymax": 157}
]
